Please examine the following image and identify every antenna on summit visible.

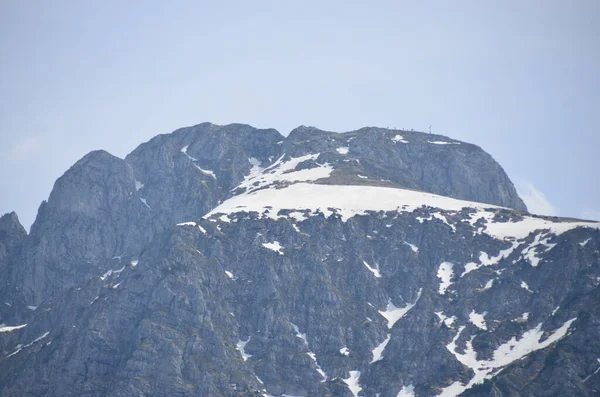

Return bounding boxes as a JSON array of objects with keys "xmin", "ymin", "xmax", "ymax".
[{"xmin": 429, "ymin": 125, "xmax": 432, "ymax": 134}]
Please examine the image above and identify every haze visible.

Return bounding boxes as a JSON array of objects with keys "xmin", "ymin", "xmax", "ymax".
[{"xmin": 1, "ymin": 1, "xmax": 599, "ymax": 229}]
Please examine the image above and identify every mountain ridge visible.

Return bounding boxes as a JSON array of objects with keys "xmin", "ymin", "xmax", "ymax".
[{"xmin": 1, "ymin": 122, "xmax": 598, "ymax": 397}]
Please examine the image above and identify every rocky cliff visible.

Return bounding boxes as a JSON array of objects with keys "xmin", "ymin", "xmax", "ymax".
[{"xmin": 1, "ymin": 123, "xmax": 598, "ymax": 397}]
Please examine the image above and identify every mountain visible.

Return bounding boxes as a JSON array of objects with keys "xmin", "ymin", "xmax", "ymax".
[{"xmin": 0, "ymin": 123, "xmax": 598, "ymax": 397}]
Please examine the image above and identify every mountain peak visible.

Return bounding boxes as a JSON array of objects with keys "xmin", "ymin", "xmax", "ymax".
[
  {"xmin": 282, "ymin": 125, "xmax": 526, "ymax": 211},
  {"xmin": 0, "ymin": 211, "xmax": 26, "ymax": 236},
  {"xmin": 10, "ymin": 121, "xmax": 599, "ymax": 397}
]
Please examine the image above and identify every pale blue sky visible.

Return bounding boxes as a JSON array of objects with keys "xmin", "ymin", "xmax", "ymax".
[{"xmin": 1, "ymin": 1, "xmax": 599, "ymax": 229}]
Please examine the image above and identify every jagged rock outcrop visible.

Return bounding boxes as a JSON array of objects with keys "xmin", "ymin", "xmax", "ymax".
[
  {"xmin": 12, "ymin": 150, "xmax": 139, "ymax": 305},
  {"xmin": 124, "ymin": 122, "xmax": 283, "ymax": 233},
  {"xmin": 1, "ymin": 123, "xmax": 597, "ymax": 397},
  {"xmin": 0, "ymin": 212, "xmax": 26, "ymax": 278},
  {"xmin": 11, "ymin": 123, "xmax": 284, "ymax": 305},
  {"xmin": 0, "ymin": 212, "xmax": 28, "ymax": 327}
]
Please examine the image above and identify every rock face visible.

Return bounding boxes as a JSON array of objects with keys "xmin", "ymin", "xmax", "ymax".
[
  {"xmin": 10, "ymin": 123, "xmax": 284, "ymax": 306},
  {"xmin": 0, "ymin": 212, "xmax": 27, "ymax": 323},
  {"xmin": 283, "ymin": 126, "xmax": 526, "ymax": 212},
  {"xmin": 0, "ymin": 212, "xmax": 26, "ymax": 277},
  {"xmin": 1, "ymin": 123, "xmax": 598, "ymax": 397}
]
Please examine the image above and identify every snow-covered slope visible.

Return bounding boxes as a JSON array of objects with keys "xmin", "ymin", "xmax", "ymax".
[{"xmin": 208, "ymin": 153, "xmax": 599, "ymax": 241}]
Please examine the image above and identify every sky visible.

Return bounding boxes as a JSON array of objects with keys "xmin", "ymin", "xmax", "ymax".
[{"xmin": 1, "ymin": 0, "xmax": 599, "ymax": 229}]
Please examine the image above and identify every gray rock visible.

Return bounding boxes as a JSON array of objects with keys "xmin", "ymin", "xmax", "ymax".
[
  {"xmin": 283, "ymin": 126, "xmax": 526, "ymax": 211},
  {"xmin": 2, "ymin": 122, "xmax": 597, "ymax": 397}
]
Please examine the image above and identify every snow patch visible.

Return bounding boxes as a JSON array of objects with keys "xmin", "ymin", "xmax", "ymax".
[
  {"xmin": 435, "ymin": 312, "xmax": 457, "ymax": 328},
  {"xmin": 340, "ymin": 347, "xmax": 350, "ymax": 356},
  {"xmin": 583, "ymin": 359, "xmax": 600, "ymax": 383},
  {"xmin": 370, "ymin": 334, "xmax": 391, "ymax": 363},
  {"xmin": 177, "ymin": 221, "xmax": 197, "ymax": 227},
  {"xmin": 194, "ymin": 164, "xmax": 216, "ymax": 179},
  {"xmin": 135, "ymin": 180, "xmax": 144, "ymax": 191},
  {"xmin": 363, "ymin": 260, "xmax": 382, "ymax": 278},
  {"xmin": 397, "ymin": 384, "xmax": 415, "ymax": 397},
  {"xmin": 379, "ymin": 288, "xmax": 422, "ymax": 328},
  {"xmin": 437, "ymin": 262, "xmax": 454, "ymax": 295},
  {"xmin": 0, "ymin": 324, "xmax": 27, "ymax": 333},
  {"xmin": 100, "ymin": 266, "xmax": 125, "ymax": 281},
  {"xmin": 225, "ymin": 271, "xmax": 235, "ymax": 279},
  {"xmin": 235, "ymin": 157, "xmax": 265, "ymax": 193},
  {"xmin": 580, "ymin": 238, "xmax": 591, "ymax": 247},
  {"xmin": 428, "ymin": 140, "xmax": 459, "ymax": 145},
  {"xmin": 180, "ymin": 145, "xmax": 198, "ymax": 161},
  {"xmin": 433, "ymin": 212, "xmax": 456, "ymax": 232},
  {"xmin": 306, "ymin": 352, "xmax": 327, "ymax": 381},
  {"xmin": 440, "ymin": 318, "xmax": 577, "ymax": 396},
  {"xmin": 404, "ymin": 242, "xmax": 419, "ymax": 252},
  {"xmin": 218, "ymin": 214, "xmax": 230, "ymax": 223},
  {"xmin": 520, "ymin": 233, "xmax": 556, "ymax": 267},
  {"xmin": 262, "ymin": 241, "xmax": 283, "ymax": 255},
  {"xmin": 513, "ymin": 312, "xmax": 530, "ymax": 322},
  {"xmin": 5, "ymin": 331, "xmax": 50, "ymax": 359},
  {"xmin": 291, "ymin": 323, "xmax": 308, "ymax": 345},
  {"xmin": 392, "ymin": 135, "xmax": 408, "ymax": 143},
  {"xmin": 461, "ymin": 242, "xmax": 519, "ymax": 277},
  {"xmin": 416, "ymin": 212, "xmax": 456, "ymax": 231},
  {"xmin": 248, "ymin": 157, "xmax": 262, "ymax": 171},
  {"xmin": 482, "ymin": 215, "xmax": 599, "ymax": 241},
  {"xmin": 342, "ymin": 370, "xmax": 362, "ymax": 397},
  {"xmin": 482, "ymin": 279, "xmax": 494, "ymax": 291},
  {"xmin": 234, "ymin": 153, "xmax": 333, "ymax": 195},
  {"xmin": 236, "ymin": 338, "xmax": 252, "ymax": 361},
  {"xmin": 140, "ymin": 198, "xmax": 152, "ymax": 210},
  {"xmin": 336, "ymin": 147, "xmax": 349, "ymax": 155},
  {"xmin": 520, "ymin": 281, "xmax": 533, "ymax": 293},
  {"xmin": 462, "ymin": 262, "xmax": 479, "ymax": 276},
  {"xmin": 469, "ymin": 311, "xmax": 487, "ymax": 330}
]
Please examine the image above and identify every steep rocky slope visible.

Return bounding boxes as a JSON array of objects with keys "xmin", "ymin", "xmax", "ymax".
[{"xmin": 1, "ymin": 123, "xmax": 598, "ymax": 397}]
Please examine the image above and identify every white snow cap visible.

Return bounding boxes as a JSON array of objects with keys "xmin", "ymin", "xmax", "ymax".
[{"xmin": 206, "ymin": 161, "xmax": 600, "ymax": 243}]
